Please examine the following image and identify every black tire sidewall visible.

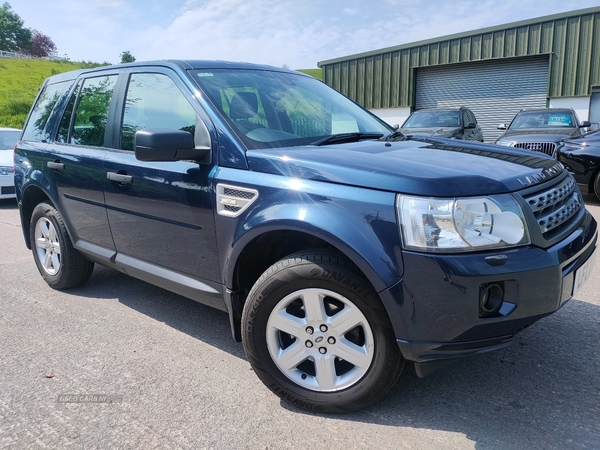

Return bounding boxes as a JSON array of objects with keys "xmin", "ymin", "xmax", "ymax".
[
  {"xmin": 242, "ymin": 254, "xmax": 401, "ymax": 413},
  {"xmin": 594, "ymin": 171, "xmax": 600, "ymax": 202},
  {"xmin": 30, "ymin": 203, "xmax": 71, "ymax": 288}
]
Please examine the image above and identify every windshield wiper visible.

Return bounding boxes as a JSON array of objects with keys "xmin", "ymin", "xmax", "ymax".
[
  {"xmin": 312, "ymin": 132, "xmax": 384, "ymax": 146},
  {"xmin": 380, "ymin": 130, "xmax": 407, "ymax": 141}
]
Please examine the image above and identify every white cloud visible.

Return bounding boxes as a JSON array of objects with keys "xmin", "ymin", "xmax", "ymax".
[{"xmin": 13, "ymin": 0, "xmax": 600, "ymax": 68}]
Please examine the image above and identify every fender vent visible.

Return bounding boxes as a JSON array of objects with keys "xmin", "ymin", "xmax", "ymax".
[{"xmin": 216, "ymin": 184, "xmax": 258, "ymax": 217}]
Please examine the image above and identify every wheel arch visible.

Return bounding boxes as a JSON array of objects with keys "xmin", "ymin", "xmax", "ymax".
[
  {"xmin": 19, "ymin": 184, "xmax": 53, "ymax": 249},
  {"xmin": 224, "ymin": 216, "xmax": 403, "ymax": 342}
]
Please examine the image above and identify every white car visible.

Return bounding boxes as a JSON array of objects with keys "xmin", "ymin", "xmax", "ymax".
[{"xmin": 0, "ymin": 127, "xmax": 22, "ymax": 199}]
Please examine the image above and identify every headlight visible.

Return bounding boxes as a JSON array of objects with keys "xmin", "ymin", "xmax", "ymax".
[
  {"xmin": 397, "ymin": 194, "xmax": 530, "ymax": 252},
  {"xmin": 496, "ymin": 140, "xmax": 515, "ymax": 147}
]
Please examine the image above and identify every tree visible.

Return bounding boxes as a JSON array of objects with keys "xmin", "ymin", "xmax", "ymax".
[
  {"xmin": 0, "ymin": 2, "xmax": 31, "ymax": 52},
  {"xmin": 120, "ymin": 51, "xmax": 135, "ymax": 64},
  {"xmin": 25, "ymin": 30, "xmax": 56, "ymax": 57}
]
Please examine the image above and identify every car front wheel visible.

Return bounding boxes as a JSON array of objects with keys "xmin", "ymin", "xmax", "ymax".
[{"xmin": 242, "ymin": 251, "xmax": 403, "ymax": 413}]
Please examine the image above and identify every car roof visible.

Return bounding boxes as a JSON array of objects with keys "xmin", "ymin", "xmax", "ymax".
[
  {"xmin": 413, "ymin": 107, "xmax": 464, "ymax": 112},
  {"xmin": 516, "ymin": 108, "xmax": 573, "ymax": 114},
  {"xmin": 0, "ymin": 127, "xmax": 22, "ymax": 132},
  {"xmin": 42, "ymin": 60, "xmax": 303, "ymax": 85}
]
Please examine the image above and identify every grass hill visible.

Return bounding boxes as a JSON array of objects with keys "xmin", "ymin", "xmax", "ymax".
[
  {"xmin": 297, "ymin": 68, "xmax": 322, "ymax": 80},
  {"xmin": 0, "ymin": 58, "xmax": 106, "ymax": 129},
  {"xmin": 0, "ymin": 58, "xmax": 321, "ymax": 129}
]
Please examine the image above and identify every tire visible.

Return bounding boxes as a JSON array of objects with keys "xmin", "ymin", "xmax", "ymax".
[
  {"xmin": 594, "ymin": 171, "xmax": 600, "ymax": 202},
  {"xmin": 30, "ymin": 202, "xmax": 94, "ymax": 289},
  {"xmin": 241, "ymin": 251, "xmax": 404, "ymax": 413}
]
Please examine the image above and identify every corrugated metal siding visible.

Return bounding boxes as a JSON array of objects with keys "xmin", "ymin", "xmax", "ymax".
[
  {"xmin": 415, "ymin": 57, "xmax": 549, "ymax": 143},
  {"xmin": 320, "ymin": 7, "xmax": 600, "ymax": 109}
]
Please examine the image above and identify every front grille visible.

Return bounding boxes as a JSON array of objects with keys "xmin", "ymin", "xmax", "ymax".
[
  {"xmin": 522, "ymin": 176, "xmax": 582, "ymax": 240},
  {"xmin": 1, "ymin": 186, "xmax": 15, "ymax": 195},
  {"xmin": 513, "ymin": 142, "xmax": 556, "ymax": 156}
]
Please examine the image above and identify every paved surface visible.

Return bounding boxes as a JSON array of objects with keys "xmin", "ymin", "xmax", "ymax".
[{"xmin": 0, "ymin": 196, "xmax": 599, "ymax": 450}]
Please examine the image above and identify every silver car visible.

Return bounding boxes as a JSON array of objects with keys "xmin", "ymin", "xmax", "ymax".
[{"xmin": 0, "ymin": 127, "xmax": 22, "ymax": 200}]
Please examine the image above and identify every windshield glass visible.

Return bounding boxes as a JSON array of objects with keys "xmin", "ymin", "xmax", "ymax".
[
  {"xmin": 191, "ymin": 69, "xmax": 392, "ymax": 149},
  {"xmin": 0, "ymin": 130, "xmax": 21, "ymax": 149},
  {"xmin": 402, "ymin": 110, "xmax": 460, "ymax": 128},
  {"xmin": 509, "ymin": 111, "xmax": 576, "ymax": 130}
]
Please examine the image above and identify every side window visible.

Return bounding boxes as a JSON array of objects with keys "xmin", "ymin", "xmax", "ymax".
[
  {"xmin": 56, "ymin": 83, "xmax": 81, "ymax": 143},
  {"xmin": 22, "ymin": 81, "xmax": 70, "ymax": 142},
  {"xmin": 461, "ymin": 109, "xmax": 470, "ymax": 126},
  {"xmin": 468, "ymin": 110, "xmax": 477, "ymax": 124},
  {"xmin": 121, "ymin": 73, "xmax": 197, "ymax": 151},
  {"xmin": 71, "ymin": 75, "xmax": 118, "ymax": 147}
]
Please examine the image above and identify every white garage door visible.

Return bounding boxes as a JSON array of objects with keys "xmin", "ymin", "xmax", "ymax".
[{"xmin": 415, "ymin": 56, "xmax": 549, "ymax": 143}]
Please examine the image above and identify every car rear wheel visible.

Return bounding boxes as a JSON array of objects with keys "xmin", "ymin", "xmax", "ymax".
[
  {"xmin": 594, "ymin": 171, "xmax": 600, "ymax": 202},
  {"xmin": 30, "ymin": 202, "xmax": 94, "ymax": 289},
  {"xmin": 242, "ymin": 251, "xmax": 404, "ymax": 413}
]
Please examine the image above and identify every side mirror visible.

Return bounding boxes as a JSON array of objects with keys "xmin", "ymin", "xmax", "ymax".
[
  {"xmin": 465, "ymin": 122, "xmax": 476, "ymax": 129},
  {"xmin": 497, "ymin": 124, "xmax": 507, "ymax": 130},
  {"xmin": 580, "ymin": 120, "xmax": 591, "ymax": 128},
  {"xmin": 135, "ymin": 128, "xmax": 211, "ymax": 162}
]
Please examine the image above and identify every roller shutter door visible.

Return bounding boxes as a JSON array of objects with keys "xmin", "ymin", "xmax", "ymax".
[{"xmin": 415, "ymin": 56, "xmax": 549, "ymax": 143}]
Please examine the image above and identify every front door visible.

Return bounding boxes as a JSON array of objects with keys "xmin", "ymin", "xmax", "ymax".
[{"xmin": 102, "ymin": 70, "xmax": 222, "ymax": 303}]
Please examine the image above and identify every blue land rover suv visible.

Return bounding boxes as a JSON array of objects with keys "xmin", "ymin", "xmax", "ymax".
[{"xmin": 14, "ymin": 61, "xmax": 597, "ymax": 413}]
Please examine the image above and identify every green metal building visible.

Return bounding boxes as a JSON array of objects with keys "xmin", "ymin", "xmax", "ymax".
[{"xmin": 318, "ymin": 7, "xmax": 600, "ymax": 142}]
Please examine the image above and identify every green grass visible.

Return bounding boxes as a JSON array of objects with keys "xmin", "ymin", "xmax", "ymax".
[
  {"xmin": 0, "ymin": 58, "xmax": 106, "ymax": 129},
  {"xmin": 297, "ymin": 68, "xmax": 322, "ymax": 80}
]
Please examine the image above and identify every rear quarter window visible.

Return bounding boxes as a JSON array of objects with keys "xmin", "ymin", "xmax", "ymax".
[{"xmin": 22, "ymin": 81, "xmax": 71, "ymax": 142}]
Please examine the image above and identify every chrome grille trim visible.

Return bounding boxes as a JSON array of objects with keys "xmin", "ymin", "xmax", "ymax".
[
  {"xmin": 537, "ymin": 193, "xmax": 581, "ymax": 234},
  {"xmin": 524, "ymin": 177, "xmax": 577, "ymax": 212},
  {"xmin": 522, "ymin": 176, "xmax": 582, "ymax": 236},
  {"xmin": 513, "ymin": 142, "xmax": 556, "ymax": 156}
]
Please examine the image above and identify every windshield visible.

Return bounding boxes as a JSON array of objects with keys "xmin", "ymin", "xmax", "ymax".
[
  {"xmin": 402, "ymin": 110, "xmax": 460, "ymax": 128},
  {"xmin": 191, "ymin": 69, "xmax": 392, "ymax": 149},
  {"xmin": 0, "ymin": 130, "xmax": 21, "ymax": 150},
  {"xmin": 509, "ymin": 111, "xmax": 576, "ymax": 130}
]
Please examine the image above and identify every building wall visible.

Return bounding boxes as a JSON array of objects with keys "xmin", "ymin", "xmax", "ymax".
[
  {"xmin": 548, "ymin": 96, "xmax": 592, "ymax": 122},
  {"xmin": 319, "ymin": 7, "xmax": 600, "ymax": 114}
]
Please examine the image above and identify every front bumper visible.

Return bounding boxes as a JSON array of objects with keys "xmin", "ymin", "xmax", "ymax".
[
  {"xmin": 0, "ymin": 173, "xmax": 15, "ymax": 199},
  {"xmin": 380, "ymin": 211, "xmax": 597, "ymax": 372}
]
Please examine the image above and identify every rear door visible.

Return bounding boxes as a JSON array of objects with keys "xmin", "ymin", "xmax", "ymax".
[
  {"xmin": 102, "ymin": 68, "xmax": 222, "ymax": 304},
  {"xmin": 43, "ymin": 72, "xmax": 121, "ymax": 258}
]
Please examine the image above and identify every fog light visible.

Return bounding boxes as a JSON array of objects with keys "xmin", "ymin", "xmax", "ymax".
[{"xmin": 479, "ymin": 283, "xmax": 504, "ymax": 317}]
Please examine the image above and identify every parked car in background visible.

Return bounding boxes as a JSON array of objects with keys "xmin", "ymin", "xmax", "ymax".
[
  {"xmin": 0, "ymin": 127, "xmax": 22, "ymax": 199},
  {"xmin": 495, "ymin": 108, "xmax": 590, "ymax": 156},
  {"xmin": 399, "ymin": 107, "xmax": 484, "ymax": 141},
  {"xmin": 557, "ymin": 130, "xmax": 600, "ymax": 201}
]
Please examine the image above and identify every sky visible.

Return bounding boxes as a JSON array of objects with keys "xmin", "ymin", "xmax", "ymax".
[{"xmin": 11, "ymin": 0, "xmax": 600, "ymax": 69}]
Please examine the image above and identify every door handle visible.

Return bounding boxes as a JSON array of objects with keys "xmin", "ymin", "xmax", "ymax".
[
  {"xmin": 47, "ymin": 161, "xmax": 64, "ymax": 171},
  {"xmin": 106, "ymin": 172, "xmax": 133, "ymax": 184}
]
